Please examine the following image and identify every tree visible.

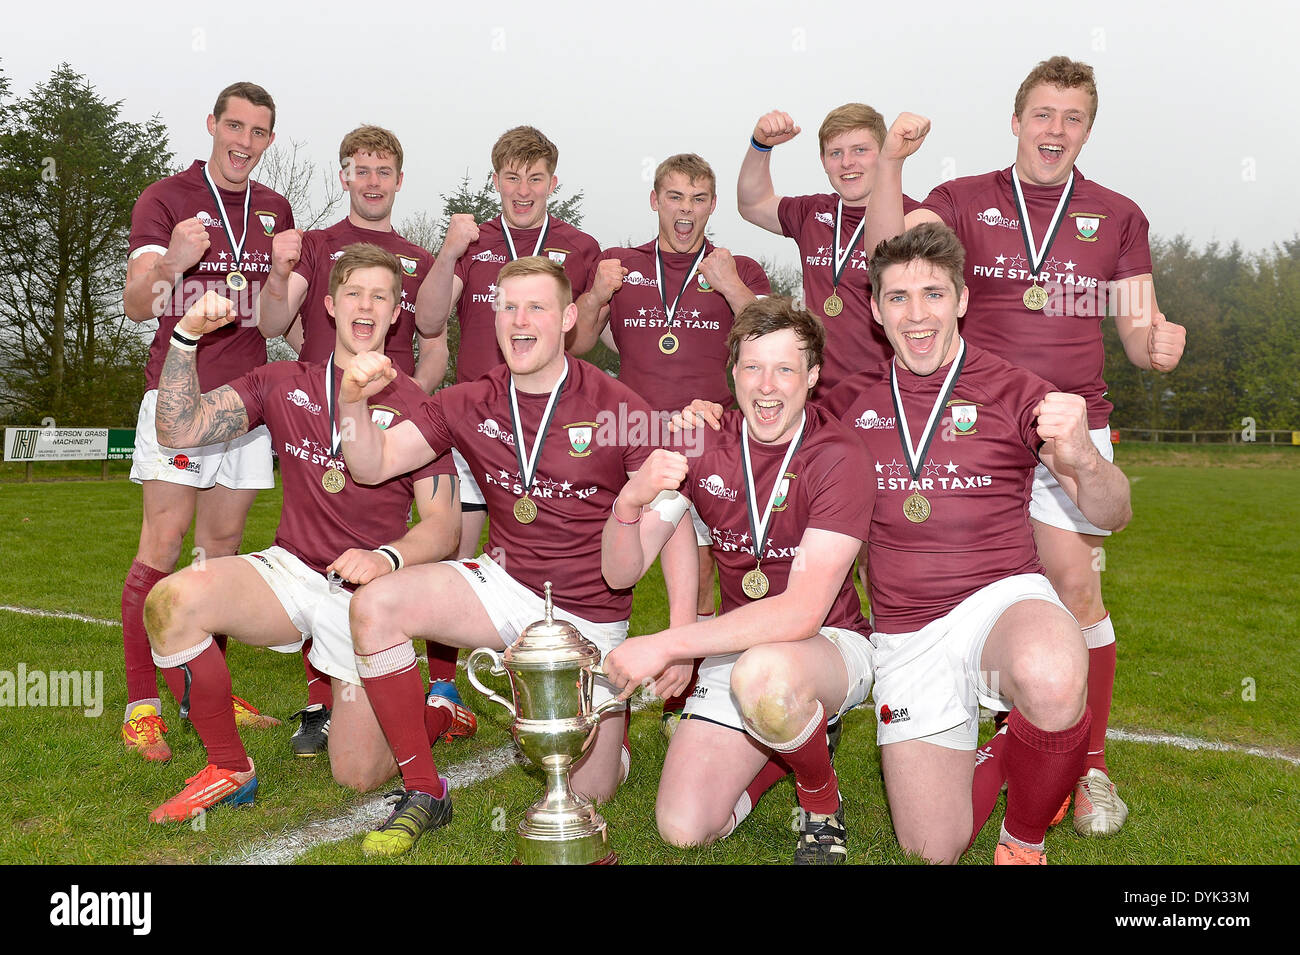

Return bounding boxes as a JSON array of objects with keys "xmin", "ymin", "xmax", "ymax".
[
  {"xmin": 0, "ymin": 64, "xmax": 174, "ymax": 425},
  {"xmin": 253, "ymin": 138, "xmax": 343, "ymax": 232}
]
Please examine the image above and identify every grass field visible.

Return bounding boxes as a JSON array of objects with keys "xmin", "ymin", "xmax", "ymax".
[{"xmin": 0, "ymin": 443, "xmax": 1296, "ymax": 865}]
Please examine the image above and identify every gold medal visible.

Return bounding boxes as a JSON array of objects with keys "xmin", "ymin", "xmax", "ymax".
[
  {"xmin": 658, "ymin": 333, "xmax": 679, "ymax": 355},
  {"xmin": 322, "ymin": 469, "xmax": 345, "ymax": 494},
  {"xmin": 226, "ymin": 270, "xmax": 248, "ymax": 292},
  {"xmin": 1022, "ymin": 284, "xmax": 1047, "ymax": 311},
  {"xmin": 823, "ymin": 292, "xmax": 844, "ymax": 317},
  {"xmin": 513, "ymin": 495, "xmax": 538, "ymax": 524},
  {"xmin": 903, "ymin": 491, "xmax": 931, "ymax": 523},
  {"xmin": 741, "ymin": 567, "xmax": 770, "ymax": 600}
]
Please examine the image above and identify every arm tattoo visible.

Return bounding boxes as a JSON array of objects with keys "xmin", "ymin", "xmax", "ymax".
[{"xmin": 157, "ymin": 346, "xmax": 249, "ymax": 447}]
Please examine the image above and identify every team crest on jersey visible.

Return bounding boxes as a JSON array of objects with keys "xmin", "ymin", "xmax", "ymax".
[
  {"xmin": 696, "ymin": 273, "xmax": 713, "ymax": 292},
  {"xmin": 369, "ymin": 406, "xmax": 397, "ymax": 430},
  {"xmin": 947, "ymin": 399, "xmax": 980, "ymax": 435},
  {"xmin": 398, "ymin": 256, "xmax": 418, "ymax": 276},
  {"xmin": 1071, "ymin": 212, "xmax": 1105, "ymax": 242},
  {"xmin": 544, "ymin": 248, "xmax": 568, "ymax": 265},
  {"xmin": 772, "ymin": 472, "xmax": 796, "ymax": 512},
  {"xmin": 565, "ymin": 422, "xmax": 596, "ymax": 457},
  {"xmin": 256, "ymin": 211, "xmax": 277, "ymax": 236}
]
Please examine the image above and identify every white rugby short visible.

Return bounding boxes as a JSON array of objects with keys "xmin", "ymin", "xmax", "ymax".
[
  {"xmin": 687, "ymin": 501, "xmax": 712, "ymax": 547},
  {"xmin": 129, "ymin": 389, "xmax": 273, "ymax": 489},
  {"xmin": 869, "ymin": 573, "xmax": 1070, "ymax": 750},
  {"xmin": 681, "ymin": 627, "xmax": 874, "ymax": 732},
  {"xmin": 446, "ymin": 553, "xmax": 628, "ymax": 709},
  {"xmin": 451, "ymin": 448, "xmax": 486, "ymax": 509},
  {"xmin": 1030, "ymin": 426, "xmax": 1114, "ymax": 536}
]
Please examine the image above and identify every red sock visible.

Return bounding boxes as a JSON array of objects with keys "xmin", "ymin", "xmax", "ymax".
[
  {"xmin": 765, "ymin": 703, "xmax": 839, "ymax": 815},
  {"xmin": 970, "ymin": 726, "xmax": 1009, "ymax": 848},
  {"xmin": 1003, "ymin": 707, "xmax": 1091, "ymax": 846},
  {"xmin": 122, "ymin": 560, "xmax": 169, "ymax": 704},
  {"xmin": 1085, "ymin": 638, "xmax": 1116, "ymax": 773},
  {"xmin": 301, "ymin": 639, "xmax": 334, "ymax": 709},
  {"xmin": 425, "ymin": 639, "xmax": 460, "ymax": 684},
  {"xmin": 212, "ymin": 633, "xmax": 228, "ymax": 656},
  {"xmin": 662, "ymin": 658, "xmax": 702, "ymax": 714},
  {"xmin": 748, "ymin": 756, "xmax": 790, "ymax": 804},
  {"xmin": 357, "ymin": 643, "xmax": 441, "ymax": 795},
  {"xmin": 157, "ymin": 638, "xmax": 248, "ymax": 772},
  {"xmin": 424, "ymin": 697, "xmax": 453, "ymax": 745}
]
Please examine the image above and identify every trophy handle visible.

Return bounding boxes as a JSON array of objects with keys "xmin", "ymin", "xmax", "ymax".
[
  {"xmin": 588, "ymin": 665, "xmax": 627, "ymax": 720},
  {"xmin": 466, "ymin": 647, "xmax": 515, "ymax": 718}
]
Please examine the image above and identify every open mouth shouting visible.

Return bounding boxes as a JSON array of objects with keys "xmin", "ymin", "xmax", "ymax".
[
  {"xmin": 753, "ymin": 397, "xmax": 784, "ymax": 425},
  {"xmin": 509, "ymin": 332, "xmax": 538, "ymax": 357}
]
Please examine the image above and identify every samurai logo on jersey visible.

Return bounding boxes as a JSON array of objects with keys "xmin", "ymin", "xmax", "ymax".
[
  {"xmin": 196, "ymin": 210, "xmax": 221, "ymax": 227},
  {"xmin": 854, "ymin": 409, "xmax": 896, "ymax": 431},
  {"xmin": 330, "ymin": 250, "xmax": 345, "ymax": 261},
  {"xmin": 698, "ymin": 474, "xmax": 738, "ymax": 501},
  {"xmin": 878, "ymin": 704, "xmax": 909, "ymax": 725},
  {"xmin": 460, "ymin": 560, "xmax": 487, "ymax": 583},
  {"xmin": 623, "ymin": 271, "xmax": 656, "ymax": 287},
  {"xmin": 976, "ymin": 207, "xmax": 1019, "ymax": 229},
  {"xmin": 814, "ymin": 211, "xmax": 834, "ymax": 226},
  {"xmin": 476, "ymin": 418, "xmax": 516, "ymax": 446},
  {"xmin": 168, "ymin": 453, "xmax": 199, "ymax": 474},
  {"xmin": 286, "ymin": 389, "xmax": 322, "ymax": 415},
  {"xmin": 473, "ymin": 249, "xmax": 508, "ymax": 264}
]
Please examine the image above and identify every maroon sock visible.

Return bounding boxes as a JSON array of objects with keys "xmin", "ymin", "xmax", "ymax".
[
  {"xmin": 1003, "ymin": 707, "xmax": 1091, "ymax": 845},
  {"xmin": 662, "ymin": 658, "xmax": 702, "ymax": 713},
  {"xmin": 970, "ymin": 726, "xmax": 1010, "ymax": 848},
  {"xmin": 425, "ymin": 639, "xmax": 460, "ymax": 684},
  {"xmin": 122, "ymin": 560, "xmax": 169, "ymax": 704},
  {"xmin": 768, "ymin": 704, "xmax": 839, "ymax": 815},
  {"xmin": 358, "ymin": 644, "xmax": 441, "ymax": 795},
  {"xmin": 747, "ymin": 756, "xmax": 791, "ymax": 805},
  {"xmin": 1085, "ymin": 642, "xmax": 1116, "ymax": 773},
  {"xmin": 301, "ymin": 639, "xmax": 334, "ymax": 709},
  {"xmin": 158, "ymin": 639, "xmax": 248, "ymax": 772},
  {"xmin": 212, "ymin": 633, "xmax": 228, "ymax": 656},
  {"xmin": 424, "ymin": 698, "xmax": 453, "ymax": 746}
]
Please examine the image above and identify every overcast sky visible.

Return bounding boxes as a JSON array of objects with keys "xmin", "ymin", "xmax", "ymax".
[{"xmin": 7, "ymin": 1, "xmax": 1296, "ymax": 271}]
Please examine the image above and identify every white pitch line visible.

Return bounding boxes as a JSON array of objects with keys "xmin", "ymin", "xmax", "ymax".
[
  {"xmin": 1107, "ymin": 728, "xmax": 1300, "ymax": 767},
  {"xmin": 0, "ymin": 605, "xmax": 119, "ymax": 627}
]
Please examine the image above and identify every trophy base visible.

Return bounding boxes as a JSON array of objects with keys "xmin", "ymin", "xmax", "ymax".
[
  {"xmin": 511, "ymin": 851, "xmax": 618, "ymax": 866},
  {"xmin": 512, "ymin": 801, "xmax": 615, "ymax": 865}
]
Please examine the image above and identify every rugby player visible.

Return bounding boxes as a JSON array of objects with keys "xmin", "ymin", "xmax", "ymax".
[
  {"xmin": 823, "ymin": 222, "xmax": 1132, "ymax": 864},
  {"xmin": 414, "ymin": 126, "xmax": 601, "ymax": 561},
  {"xmin": 862, "ymin": 57, "xmax": 1185, "ymax": 835},
  {"xmin": 254, "ymin": 125, "xmax": 464, "ymax": 753},
  {"xmin": 339, "ymin": 256, "xmax": 682, "ymax": 856},
  {"xmin": 120, "ymin": 82, "xmax": 293, "ymax": 762},
  {"xmin": 144, "ymin": 244, "xmax": 461, "ymax": 823},
  {"xmin": 599, "ymin": 297, "xmax": 874, "ymax": 865},
  {"xmin": 570, "ymin": 154, "xmax": 771, "ymax": 736}
]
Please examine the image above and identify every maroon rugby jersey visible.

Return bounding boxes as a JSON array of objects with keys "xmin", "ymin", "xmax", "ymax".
[
  {"xmin": 129, "ymin": 160, "xmax": 295, "ymax": 392},
  {"xmin": 452, "ymin": 216, "xmax": 601, "ymax": 384},
  {"xmin": 921, "ymin": 168, "xmax": 1152, "ymax": 428},
  {"xmin": 229, "ymin": 360, "xmax": 450, "ymax": 576},
  {"xmin": 599, "ymin": 239, "xmax": 770, "ymax": 413},
  {"xmin": 680, "ymin": 406, "xmax": 871, "ymax": 630},
  {"xmin": 408, "ymin": 359, "xmax": 655, "ymax": 621},
  {"xmin": 777, "ymin": 193, "xmax": 921, "ymax": 393},
  {"xmin": 292, "ymin": 218, "xmax": 434, "ymax": 375},
  {"xmin": 823, "ymin": 342, "xmax": 1055, "ymax": 633}
]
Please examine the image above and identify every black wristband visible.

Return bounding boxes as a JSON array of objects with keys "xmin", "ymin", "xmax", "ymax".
[
  {"xmin": 750, "ymin": 136, "xmax": 773, "ymax": 153},
  {"xmin": 171, "ymin": 328, "xmax": 200, "ymax": 350}
]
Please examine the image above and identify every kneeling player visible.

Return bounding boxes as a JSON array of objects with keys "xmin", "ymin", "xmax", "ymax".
[
  {"xmin": 144, "ymin": 245, "xmax": 461, "ymax": 823},
  {"xmin": 600, "ymin": 298, "xmax": 875, "ymax": 864},
  {"xmin": 823, "ymin": 224, "xmax": 1132, "ymax": 863},
  {"xmin": 339, "ymin": 256, "xmax": 677, "ymax": 856}
]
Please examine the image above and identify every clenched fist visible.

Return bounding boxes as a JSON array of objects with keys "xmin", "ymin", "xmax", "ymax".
[
  {"xmin": 620, "ymin": 449, "xmax": 690, "ymax": 512},
  {"xmin": 441, "ymin": 214, "xmax": 480, "ymax": 261},
  {"xmin": 699, "ymin": 247, "xmax": 739, "ymax": 292},
  {"xmin": 1034, "ymin": 392, "xmax": 1094, "ymax": 469},
  {"xmin": 271, "ymin": 228, "xmax": 304, "ymax": 278},
  {"xmin": 592, "ymin": 258, "xmax": 628, "ymax": 303},
  {"xmin": 881, "ymin": 112, "xmax": 931, "ymax": 163},
  {"xmin": 342, "ymin": 350, "xmax": 397, "ymax": 404},
  {"xmin": 177, "ymin": 290, "xmax": 238, "ymax": 338},
  {"xmin": 752, "ymin": 110, "xmax": 801, "ymax": 149},
  {"xmin": 1147, "ymin": 312, "xmax": 1186, "ymax": 372},
  {"xmin": 163, "ymin": 217, "xmax": 211, "ymax": 273}
]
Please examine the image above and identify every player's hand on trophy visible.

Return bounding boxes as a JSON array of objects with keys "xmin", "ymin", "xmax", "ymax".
[
  {"xmin": 881, "ymin": 112, "xmax": 931, "ymax": 163},
  {"xmin": 1147, "ymin": 311, "xmax": 1186, "ymax": 372},
  {"xmin": 270, "ymin": 227, "xmax": 303, "ymax": 278},
  {"xmin": 604, "ymin": 636, "xmax": 673, "ymax": 701},
  {"xmin": 441, "ymin": 213, "xmax": 480, "ymax": 260},
  {"xmin": 670, "ymin": 398, "xmax": 726, "ymax": 432},
  {"xmin": 177, "ymin": 290, "xmax": 238, "ymax": 338},
  {"xmin": 592, "ymin": 258, "xmax": 627, "ymax": 303},
  {"xmin": 341, "ymin": 350, "xmax": 396, "ymax": 404},
  {"xmin": 1035, "ymin": 392, "xmax": 1095, "ymax": 469},
  {"xmin": 163, "ymin": 217, "xmax": 211, "ymax": 273},
  {"xmin": 327, "ymin": 548, "xmax": 392, "ymax": 585},
  {"xmin": 752, "ymin": 110, "xmax": 801, "ymax": 149},
  {"xmin": 621, "ymin": 450, "xmax": 689, "ymax": 511},
  {"xmin": 651, "ymin": 662, "xmax": 695, "ymax": 701}
]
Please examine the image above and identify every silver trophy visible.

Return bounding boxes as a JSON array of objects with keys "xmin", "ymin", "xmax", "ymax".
[{"xmin": 467, "ymin": 582, "xmax": 622, "ymax": 864}]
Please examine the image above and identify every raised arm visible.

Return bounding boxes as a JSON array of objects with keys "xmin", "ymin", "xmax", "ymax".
[
  {"xmin": 568, "ymin": 257, "xmax": 625, "ymax": 356},
  {"xmin": 863, "ymin": 112, "xmax": 941, "ymax": 254},
  {"xmin": 414, "ymin": 214, "xmax": 477, "ymax": 343},
  {"xmin": 699, "ymin": 248, "xmax": 759, "ymax": 316},
  {"xmin": 1035, "ymin": 392, "xmax": 1131, "ymax": 532},
  {"xmin": 737, "ymin": 110, "xmax": 801, "ymax": 235},
  {"xmin": 255, "ymin": 228, "xmax": 308, "ymax": 338},
  {"xmin": 338, "ymin": 351, "xmax": 439, "ymax": 484},
  {"xmin": 124, "ymin": 218, "xmax": 211, "ymax": 322},
  {"xmin": 155, "ymin": 291, "xmax": 250, "ymax": 447},
  {"xmin": 1110, "ymin": 275, "xmax": 1185, "ymax": 373},
  {"xmin": 601, "ymin": 450, "xmax": 691, "ymax": 588}
]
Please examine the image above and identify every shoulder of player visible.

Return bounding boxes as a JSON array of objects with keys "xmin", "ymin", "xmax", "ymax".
[
  {"xmin": 801, "ymin": 406, "xmax": 874, "ymax": 465},
  {"xmin": 1070, "ymin": 171, "xmax": 1147, "ymax": 218},
  {"xmin": 821, "ymin": 363, "xmax": 891, "ymax": 411},
  {"xmin": 248, "ymin": 179, "xmax": 292, "ymax": 212},
  {"xmin": 565, "ymin": 358, "xmax": 644, "ymax": 409},
  {"xmin": 962, "ymin": 345, "xmax": 1056, "ymax": 406},
  {"xmin": 927, "ymin": 169, "xmax": 1003, "ymax": 201},
  {"xmin": 548, "ymin": 219, "xmax": 600, "ymax": 249}
]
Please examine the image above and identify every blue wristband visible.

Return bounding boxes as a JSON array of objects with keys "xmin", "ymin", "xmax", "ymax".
[{"xmin": 750, "ymin": 136, "xmax": 773, "ymax": 153}]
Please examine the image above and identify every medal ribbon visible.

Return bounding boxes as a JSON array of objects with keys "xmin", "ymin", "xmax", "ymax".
[
  {"xmin": 889, "ymin": 339, "xmax": 966, "ymax": 483},
  {"xmin": 831, "ymin": 198, "xmax": 866, "ymax": 289},
  {"xmin": 501, "ymin": 215, "xmax": 551, "ymax": 262},
  {"xmin": 1010, "ymin": 168, "xmax": 1074, "ymax": 280},
  {"xmin": 654, "ymin": 243, "xmax": 709, "ymax": 326},
  {"xmin": 325, "ymin": 352, "xmax": 344, "ymax": 459},
  {"xmin": 508, "ymin": 358, "xmax": 569, "ymax": 497},
  {"xmin": 201, "ymin": 162, "xmax": 252, "ymax": 276},
  {"xmin": 740, "ymin": 411, "xmax": 806, "ymax": 566}
]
